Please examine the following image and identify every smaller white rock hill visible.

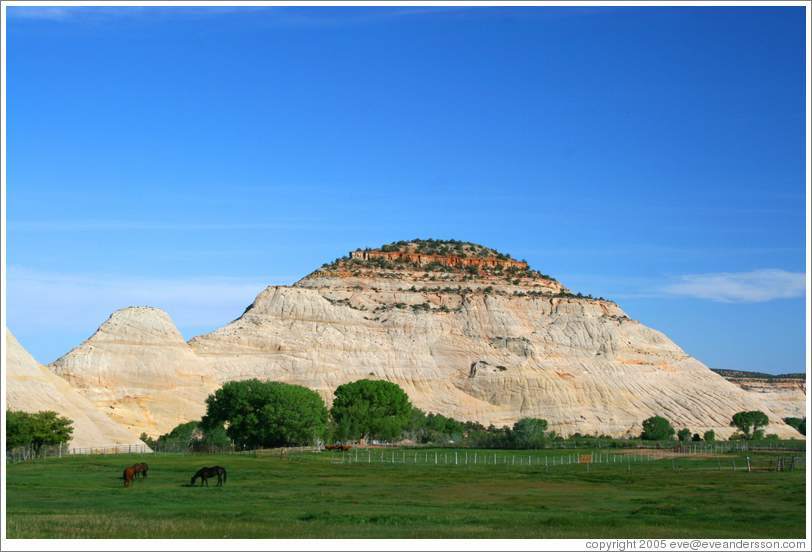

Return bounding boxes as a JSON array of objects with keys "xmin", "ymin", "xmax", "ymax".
[
  {"xmin": 47, "ymin": 307, "xmax": 221, "ymax": 438},
  {"xmin": 6, "ymin": 328, "xmax": 147, "ymax": 449}
]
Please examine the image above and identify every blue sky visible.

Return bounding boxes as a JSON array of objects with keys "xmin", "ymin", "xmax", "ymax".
[{"xmin": 3, "ymin": 4, "xmax": 809, "ymax": 375}]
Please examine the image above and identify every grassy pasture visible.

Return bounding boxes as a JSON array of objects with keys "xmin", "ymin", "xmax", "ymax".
[{"xmin": 5, "ymin": 448, "xmax": 806, "ymax": 539}]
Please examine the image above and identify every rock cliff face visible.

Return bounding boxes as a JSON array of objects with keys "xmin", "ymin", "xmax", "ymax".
[
  {"xmin": 349, "ymin": 250, "xmax": 529, "ymax": 270},
  {"xmin": 27, "ymin": 241, "xmax": 804, "ymax": 443},
  {"xmin": 712, "ymin": 371, "xmax": 806, "ymax": 420},
  {"xmin": 6, "ymin": 328, "xmax": 146, "ymax": 449},
  {"xmin": 48, "ymin": 307, "xmax": 220, "ymax": 438},
  {"xmin": 187, "ymin": 242, "xmax": 803, "ymax": 439}
]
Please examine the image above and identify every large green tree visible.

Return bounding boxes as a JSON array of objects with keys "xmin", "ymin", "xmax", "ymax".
[
  {"xmin": 330, "ymin": 379, "xmax": 412, "ymax": 442},
  {"xmin": 24, "ymin": 411, "xmax": 74, "ymax": 456},
  {"xmin": 201, "ymin": 379, "xmax": 329, "ymax": 447},
  {"xmin": 512, "ymin": 418, "xmax": 548, "ymax": 448},
  {"xmin": 6, "ymin": 409, "xmax": 32, "ymax": 450},
  {"xmin": 640, "ymin": 416, "xmax": 675, "ymax": 441},
  {"xmin": 730, "ymin": 411, "xmax": 770, "ymax": 440}
]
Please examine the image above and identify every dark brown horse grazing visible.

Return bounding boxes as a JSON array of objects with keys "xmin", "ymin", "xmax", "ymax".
[
  {"xmin": 132, "ymin": 462, "xmax": 148, "ymax": 479},
  {"xmin": 124, "ymin": 466, "xmax": 136, "ymax": 488},
  {"xmin": 191, "ymin": 466, "xmax": 227, "ymax": 487}
]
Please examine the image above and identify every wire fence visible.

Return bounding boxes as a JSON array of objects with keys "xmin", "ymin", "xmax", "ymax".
[
  {"xmin": 273, "ymin": 447, "xmax": 806, "ymax": 473},
  {"xmin": 7, "ymin": 440, "xmax": 807, "ymax": 471},
  {"xmin": 6, "ymin": 442, "xmax": 251, "ymax": 464}
]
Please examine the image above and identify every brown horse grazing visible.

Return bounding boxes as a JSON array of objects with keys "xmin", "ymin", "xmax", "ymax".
[
  {"xmin": 124, "ymin": 466, "xmax": 136, "ymax": 488},
  {"xmin": 132, "ymin": 462, "xmax": 148, "ymax": 479},
  {"xmin": 191, "ymin": 466, "xmax": 227, "ymax": 487}
]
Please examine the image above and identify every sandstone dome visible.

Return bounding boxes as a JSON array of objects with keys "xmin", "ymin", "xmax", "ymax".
[
  {"xmin": 48, "ymin": 306, "xmax": 221, "ymax": 438},
  {"xmin": 187, "ymin": 239, "xmax": 803, "ymax": 439}
]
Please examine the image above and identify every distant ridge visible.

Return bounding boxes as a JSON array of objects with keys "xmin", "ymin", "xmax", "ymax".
[{"xmin": 711, "ymin": 369, "xmax": 806, "ymax": 381}]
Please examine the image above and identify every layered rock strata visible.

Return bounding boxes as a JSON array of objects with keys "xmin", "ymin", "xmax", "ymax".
[
  {"xmin": 349, "ymin": 250, "xmax": 529, "ymax": 270},
  {"xmin": 48, "ymin": 307, "xmax": 221, "ymax": 438},
  {"xmin": 6, "ymin": 328, "xmax": 146, "ymax": 449},
  {"xmin": 187, "ymin": 245, "xmax": 803, "ymax": 440},
  {"xmin": 714, "ymin": 372, "xmax": 806, "ymax": 420}
]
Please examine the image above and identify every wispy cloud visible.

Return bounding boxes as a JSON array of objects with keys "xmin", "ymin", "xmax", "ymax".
[
  {"xmin": 5, "ymin": 4, "xmax": 459, "ymax": 27},
  {"xmin": 7, "ymin": 220, "xmax": 329, "ymax": 232},
  {"xmin": 7, "ymin": 6, "xmax": 71, "ymax": 20},
  {"xmin": 6, "ymin": 5, "xmax": 247, "ymax": 22},
  {"xmin": 661, "ymin": 269, "xmax": 807, "ymax": 303}
]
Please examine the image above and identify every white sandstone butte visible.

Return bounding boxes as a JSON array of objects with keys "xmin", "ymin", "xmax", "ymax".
[
  {"xmin": 188, "ymin": 241, "xmax": 804, "ymax": 440},
  {"xmin": 47, "ymin": 306, "xmax": 221, "ymax": 438},
  {"xmin": 6, "ymin": 240, "xmax": 805, "ymax": 443}
]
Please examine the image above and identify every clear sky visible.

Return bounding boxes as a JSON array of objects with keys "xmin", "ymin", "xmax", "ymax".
[{"xmin": 3, "ymin": 3, "xmax": 810, "ymax": 376}]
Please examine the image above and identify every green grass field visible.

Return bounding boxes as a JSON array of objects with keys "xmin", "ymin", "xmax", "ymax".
[{"xmin": 5, "ymin": 447, "xmax": 807, "ymax": 539}]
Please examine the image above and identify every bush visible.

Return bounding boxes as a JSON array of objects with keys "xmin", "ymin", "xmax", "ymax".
[
  {"xmin": 783, "ymin": 417, "xmax": 806, "ymax": 436},
  {"xmin": 512, "ymin": 418, "xmax": 548, "ymax": 448},
  {"xmin": 641, "ymin": 416, "xmax": 675, "ymax": 441}
]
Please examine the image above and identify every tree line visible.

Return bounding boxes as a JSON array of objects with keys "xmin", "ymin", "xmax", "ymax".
[
  {"xmin": 144, "ymin": 379, "xmax": 805, "ymax": 451},
  {"xmin": 640, "ymin": 411, "xmax": 806, "ymax": 442},
  {"xmin": 141, "ymin": 378, "xmax": 557, "ymax": 450},
  {"xmin": 7, "ymin": 379, "xmax": 805, "ymax": 455}
]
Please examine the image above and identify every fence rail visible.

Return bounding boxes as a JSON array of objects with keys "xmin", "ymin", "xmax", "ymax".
[
  {"xmin": 274, "ymin": 447, "xmax": 807, "ymax": 473},
  {"xmin": 6, "ymin": 442, "xmax": 250, "ymax": 464},
  {"xmin": 7, "ymin": 440, "xmax": 807, "ymax": 471}
]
